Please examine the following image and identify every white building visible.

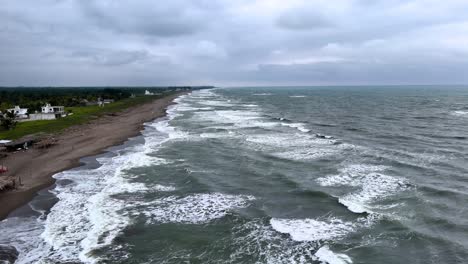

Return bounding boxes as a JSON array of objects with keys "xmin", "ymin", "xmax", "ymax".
[
  {"xmin": 42, "ymin": 104, "xmax": 65, "ymax": 114},
  {"xmin": 7, "ymin": 106, "xmax": 28, "ymax": 119},
  {"xmin": 29, "ymin": 103, "xmax": 67, "ymax": 120}
]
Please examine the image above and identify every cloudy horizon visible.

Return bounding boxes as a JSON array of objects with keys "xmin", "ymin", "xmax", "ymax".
[{"xmin": 1, "ymin": 0, "xmax": 468, "ymax": 87}]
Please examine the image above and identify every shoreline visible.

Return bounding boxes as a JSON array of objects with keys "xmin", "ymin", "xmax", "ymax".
[{"xmin": 0, "ymin": 92, "xmax": 186, "ymax": 220}]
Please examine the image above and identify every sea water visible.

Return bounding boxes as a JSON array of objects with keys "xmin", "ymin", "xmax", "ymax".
[{"xmin": 1, "ymin": 86, "xmax": 468, "ymax": 263}]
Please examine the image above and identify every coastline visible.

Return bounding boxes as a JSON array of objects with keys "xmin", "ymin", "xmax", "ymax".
[{"xmin": 0, "ymin": 92, "xmax": 186, "ymax": 220}]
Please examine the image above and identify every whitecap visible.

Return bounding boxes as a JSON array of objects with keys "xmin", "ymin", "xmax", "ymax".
[
  {"xmin": 199, "ymin": 100, "xmax": 234, "ymax": 107},
  {"xmin": 143, "ymin": 193, "xmax": 255, "ymax": 224},
  {"xmin": 281, "ymin": 122, "xmax": 311, "ymax": 133},
  {"xmin": 230, "ymin": 217, "xmax": 363, "ymax": 264},
  {"xmin": 451, "ymin": 110, "xmax": 468, "ymax": 116},
  {"xmin": 317, "ymin": 164, "xmax": 409, "ymax": 214},
  {"xmin": 153, "ymin": 184, "xmax": 177, "ymax": 192},
  {"xmin": 270, "ymin": 218, "xmax": 355, "ymax": 242},
  {"xmin": 315, "ymin": 245, "xmax": 353, "ymax": 264}
]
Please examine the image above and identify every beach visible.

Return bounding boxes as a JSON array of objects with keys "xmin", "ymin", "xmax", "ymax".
[{"xmin": 0, "ymin": 92, "xmax": 185, "ymax": 220}]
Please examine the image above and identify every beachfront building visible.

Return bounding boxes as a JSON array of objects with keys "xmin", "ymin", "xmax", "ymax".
[
  {"xmin": 6, "ymin": 106, "xmax": 28, "ymax": 119},
  {"xmin": 42, "ymin": 104, "xmax": 65, "ymax": 115},
  {"xmin": 29, "ymin": 103, "xmax": 67, "ymax": 120},
  {"xmin": 97, "ymin": 99, "xmax": 115, "ymax": 107}
]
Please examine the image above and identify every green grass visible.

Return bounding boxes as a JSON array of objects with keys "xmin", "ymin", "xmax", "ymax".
[{"xmin": 0, "ymin": 92, "xmax": 178, "ymax": 140}]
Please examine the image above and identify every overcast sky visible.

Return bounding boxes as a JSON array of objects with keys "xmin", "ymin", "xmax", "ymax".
[{"xmin": 1, "ymin": 0, "xmax": 468, "ymax": 86}]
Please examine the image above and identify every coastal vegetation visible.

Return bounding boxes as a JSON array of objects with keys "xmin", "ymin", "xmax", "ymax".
[{"xmin": 0, "ymin": 87, "xmax": 210, "ymax": 140}]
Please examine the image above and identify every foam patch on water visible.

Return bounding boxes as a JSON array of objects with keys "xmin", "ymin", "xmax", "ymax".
[
  {"xmin": 153, "ymin": 184, "xmax": 177, "ymax": 192},
  {"xmin": 143, "ymin": 193, "xmax": 255, "ymax": 224},
  {"xmin": 317, "ymin": 165, "xmax": 388, "ymax": 187},
  {"xmin": 451, "ymin": 110, "xmax": 468, "ymax": 116},
  {"xmin": 281, "ymin": 122, "xmax": 311, "ymax": 133},
  {"xmin": 199, "ymin": 100, "xmax": 235, "ymax": 107},
  {"xmin": 0, "ymin": 217, "xmax": 48, "ymax": 264},
  {"xmin": 317, "ymin": 165, "xmax": 409, "ymax": 214},
  {"xmin": 289, "ymin": 95, "xmax": 307, "ymax": 98},
  {"xmin": 246, "ymin": 134, "xmax": 313, "ymax": 147},
  {"xmin": 193, "ymin": 110, "xmax": 278, "ymax": 129},
  {"xmin": 270, "ymin": 218, "xmax": 355, "ymax": 242},
  {"xmin": 174, "ymin": 104, "xmax": 213, "ymax": 112},
  {"xmin": 246, "ymin": 133, "xmax": 343, "ymax": 161},
  {"xmin": 273, "ymin": 148, "xmax": 339, "ymax": 161},
  {"xmin": 230, "ymin": 218, "xmax": 360, "ymax": 264},
  {"xmin": 315, "ymin": 246, "xmax": 353, "ymax": 264},
  {"xmin": 150, "ymin": 120, "xmax": 188, "ymax": 141},
  {"xmin": 199, "ymin": 131, "xmax": 236, "ymax": 139},
  {"xmin": 231, "ymin": 219, "xmax": 318, "ymax": 264},
  {"xmin": 253, "ymin": 93, "xmax": 272, "ymax": 96}
]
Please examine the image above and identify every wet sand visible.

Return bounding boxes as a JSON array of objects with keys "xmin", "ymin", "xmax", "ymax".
[{"xmin": 0, "ymin": 92, "xmax": 185, "ymax": 220}]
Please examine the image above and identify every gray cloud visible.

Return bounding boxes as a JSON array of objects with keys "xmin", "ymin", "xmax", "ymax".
[
  {"xmin": 78, "ymin": 1, "xmax": 205, "ymax": 37},
  {"xmin": 276, "ymin": 9, "xmax": 332, "ymax": 31},
  {"xmin": 1, "ymin": 0, "xmax": 468, "ymax": 86}
]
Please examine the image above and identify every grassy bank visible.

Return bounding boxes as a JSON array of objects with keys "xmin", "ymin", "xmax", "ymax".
[{"xmin": 0, "ymin": 92, "xmax": 177, "ymax": 140}]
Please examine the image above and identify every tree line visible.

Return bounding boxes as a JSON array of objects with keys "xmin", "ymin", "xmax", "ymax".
[{"xmin": 0, "ymin": 88, "xmax": 137, "ymax": 112}]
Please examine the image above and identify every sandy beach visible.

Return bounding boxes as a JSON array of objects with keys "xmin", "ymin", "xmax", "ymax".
[{"xmin": 0, "ymin": 92, "xmax": 185, "ymax": 220}]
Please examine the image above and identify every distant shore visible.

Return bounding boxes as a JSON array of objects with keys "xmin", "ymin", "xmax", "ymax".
[{"xmin": 0, "ymin": 92, "xmax": 186, "ymax": 220}]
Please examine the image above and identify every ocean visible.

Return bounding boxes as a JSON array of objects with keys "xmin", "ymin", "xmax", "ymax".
[{"xmin": 1, "ymin": 86, "xmax": 468, "ymax": 264}]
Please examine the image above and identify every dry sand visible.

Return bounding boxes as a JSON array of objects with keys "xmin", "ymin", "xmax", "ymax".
[{"xmin": 0, "ymin": 92, "xmax": 185, "ymax": 220}]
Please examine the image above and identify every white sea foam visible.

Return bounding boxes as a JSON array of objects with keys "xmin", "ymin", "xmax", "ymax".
[
  {"xmin": 193, "ymin": 110, "xmax": 278, "ymax": 129},
  {"xmin": 143, "ymin": 193, "xmax": 255, "ymax": 224},
  {"xmin": 281, "ymin": 122, "xmax": 311, "ymax": 133},
  {"xmin": 451, "ymin": 110, "xmax": 468, "ymax": 116},
  {"xmin": 253, "ymin": 93, "xmax": 272, "ymax": 96},
  {"xmin": 150, "ymin": 120, "xmax": 188, "ymax": 140},
  {"xmin": 273, "ymin": 148, "xmax": 339, "ymax": 161},
  {"xmin": 199, "ymin": 131, "xmax": 236, "ymax": 139},
  {"xmin": 174, "ymin": 104, "xmax": 213, "ymax": 112},
  {"xmin": 270, "ymin": 218, "xmax": 355, "ymax": 242},
  {"xmin": 246, "ymin": 133, "xmax": 342, "ymax": 161},
  {"xmin": 289, "ymin": 95, "xmax": 307, "ymax": 98},
  {"xmin": 231, "ymin": 219, "xmax": 318, "ymax": 264},
  {"xmin": 199, "ymin": 100, "xmax": 234, "ymax": 107},
  {"xmin": 230, "ymin": 218, "xmax": 360, "ymax": 264},
  {"xmin": 153, "ymin": 184, "xmax": 177, "ymax": 192},
  {"xmin": 317, "ymin": 164, "xmax": 409, "ymax": 214},
  {"xmin": 0, "ymin": 217, "xmax": 48, "ymax": 264},
  {"xmin": 39, "ymin": 146, "xmax": 167, "ymax": 263},
  {"xmin": 246, "ymin": 134, "xmax": 311, "ymax": 147},
  {"xmin": 317, "ymin": 165, "xmax": 388, "ymax": 187},
  {"xmin": 315, "ymin": 246, "xmax": 353, "ymax": 264}
]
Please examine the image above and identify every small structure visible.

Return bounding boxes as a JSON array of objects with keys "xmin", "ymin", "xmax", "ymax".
[
  {"xmin": 3, "ymin": 137, "xmax": 37, "ymax": 152},
  {"xmin": 145, "ymin": 90, "xmax": 154, "ymax": 95},
  {"xmin": 6, "ymin": 106, "xmax": 28, "ymax": 119},
  {"xmin": 0, "ymin": 176, "xmax": 17, "ymax": 191},
  {"xmin": 29, "ymin": 103, "xmax": 67, "ymax": 120},
  {"xmin": 98, "ymin": 99, "xmax": 114, "ymax": 107},
  {"xmin": 42, "ymin": 104, "xmax": 65, "ymax": 115}
]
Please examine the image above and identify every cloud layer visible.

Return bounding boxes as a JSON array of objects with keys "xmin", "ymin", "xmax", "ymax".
[{"xmin": 1, "ymin": 0, "xmax": 468, "ymax": 86}]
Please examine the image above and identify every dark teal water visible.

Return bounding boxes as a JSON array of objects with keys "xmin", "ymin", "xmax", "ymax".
[{"xmin": 2, "ymin": 86, "xmax": 468, "ymax": 264}]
